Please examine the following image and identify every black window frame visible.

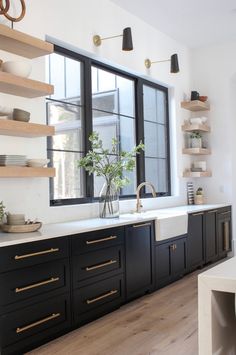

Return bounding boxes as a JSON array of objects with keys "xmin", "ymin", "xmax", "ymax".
[{"xmin": 47, "ymin": 44, "xmax": 171, "ymax": 206}]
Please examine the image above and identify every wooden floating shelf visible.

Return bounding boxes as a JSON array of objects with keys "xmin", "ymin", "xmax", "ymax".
[
  {"xmin": 0, "ymin": 72, "xmax": 54, "ymax": 98},
  {"xmin": 0, "ymin": 119, "xmax": 55, "ymax": 137},
  {"xmin": 181, "ymin": 100, "xmax": 210, "ymax": 111},
  {"xmin": 182, "ymin": 124, "xmax": 210, "ymax": 132},
  {"xmin": 0, "ymin": 167, "xmax": 55, "ymax": 178},
  {"xmin": 183, "ymin": 170, "xmax": 212, "ymax": 178},
  {"xmin": 0, "ymin": 24, "xmax": 54, "ymax": 58},
  {"xmin": 182, "ymin": 148, "xmax": 211, "ymax": 155}
]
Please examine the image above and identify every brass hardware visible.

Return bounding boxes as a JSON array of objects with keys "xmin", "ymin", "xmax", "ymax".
[
  {"xmin": 86, "ymin": 289, "xmax": 118, "ymax": 304},
  {"xmin": 16, "ymin": 313, "xmax": 60, "ymax": 334},
  {"xmin": 86, "ymin": 236, "xmax": 117, "ymax": 245},
  {"xmin": 14, "ymin": 248, "xmax": 59, "ymax": 260},
  {"xmin": 223, "ymin": 221, "xmax": 230, "ymax": 251},
  {"xmin": 192, "ymin": 212, "xmax": 204, "ymax": 216},
  {"xmin": 133, "ymin": 222, "xmax": 152, "ymax": 228},
  {"xmin": 15, "ymin": 277, "xmax": 59, "ymax": 293},
  {"xmin": 145, "ymin": 58, "xmax": 170, "ymax": 69},
  {"xmin": 207, "ymin": 210, "xmax": 217, "ymax": 214},
  {"xmin": 220, "ymin": 211, "xmax": 231, "ymax": 216},
  {"xmin": 136, "ymin": 182, "xmax": 156, "ymax": 213},
  {"xmin": 170, "ymin": 244, "xmax": 177, "ymax": 251},
  {"xmin": 93, "ymin": 34, "xmax": 122, "ymax": 47},
  {"xmin": 86, "ymin": 260, "xmax": 117, "ymax": 271}
]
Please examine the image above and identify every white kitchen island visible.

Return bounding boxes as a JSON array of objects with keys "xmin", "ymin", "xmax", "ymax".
[{"xmin": 198, "ymin": 257, "xmax": 236, "ymax": 355}]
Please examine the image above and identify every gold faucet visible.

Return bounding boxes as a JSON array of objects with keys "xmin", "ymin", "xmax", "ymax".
[{"xmin": 136, "ymin": 182, "xmax": 156, "ymax": 213}]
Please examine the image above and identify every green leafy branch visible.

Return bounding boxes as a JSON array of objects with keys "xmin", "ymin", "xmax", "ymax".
[{"xmin": 78, "ymin": 132, "xmax": 144, "ymax": 189}]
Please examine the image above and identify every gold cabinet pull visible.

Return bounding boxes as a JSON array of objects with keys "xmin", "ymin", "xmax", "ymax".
[
  {"xmin": 192, "ymin": 212, "xmax": 204, "ymax": 216},
  {"xmin": 207, "ymin": 210, "xmax": 217, "ymax": 214},
  {"xmin": 86, "ymin": 289, "xmax": 118, "ymax": 305},
  {"xmin": 14, "ymin": 248, "xmax": 59, "ymax": 260},
  {"xmin": 223, "ymin": 221, "xmax": 230, "ymax": 251},
  {"xmin": 16, "ymin": 313, "xmax": 60, "ymax": 334},
  {"xmin": 15, "ymin": 277, "xmax": 59, "ymax": 293},
  {"xmin": 220, "ymin": 211, "xmax": 231, "ymax": 216},
  {"xmin": 86, "ymin": 236, "xmax": 117, "ymax": 245},
  {"xmin": 86, "ymin": 260, "xmax": 117, "ymax": 271},
  {"xmin": 170, "ymin": 244, "xmax": 177, "ymax": 251},
  {"xmin": 133, "ymin": 222, "xmax": 152, "ymax": 228}
]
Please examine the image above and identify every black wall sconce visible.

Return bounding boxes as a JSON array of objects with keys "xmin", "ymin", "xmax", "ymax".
[
  {"xmin": 144, "ymin": 53, "xmax": 179, "ymax": 73},
  {"xmin": 93, "ymin": 27, "xmax": 133, "ymax": 51}
]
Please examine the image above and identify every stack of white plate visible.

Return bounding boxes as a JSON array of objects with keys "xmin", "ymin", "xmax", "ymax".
[{"xmin": 0, "ymin": 155, "xmax": 27, "ymax": 166}]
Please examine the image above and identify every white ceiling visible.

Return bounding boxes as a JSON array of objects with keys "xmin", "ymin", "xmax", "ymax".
[{"xmin": 111, "ymin": 0, "xmax": 236, "ymax": 48}]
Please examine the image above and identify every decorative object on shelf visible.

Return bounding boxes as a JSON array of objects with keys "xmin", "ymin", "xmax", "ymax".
[
  {"xmin": 78, "ymin": 132, "xmax": 144, "ymax": 218},
  {"xmin": 1, "ymin": 221, "xmax": 42, "ymax": 233},
  {"xmin": 191, "ymin": 91, "xmax": 199, "ymax": 101},
  {"xmin": 144, "ymin": 53, "xmax": 179, "ymax": 73},
  {"xmin": 93, "ymin": 27, "xmax": 133, "ymax": 51},
  {"xmin": 194, "ymin": 187, "xmax": 204, "ymax": 205},
  {"xmin": 199, "ymin": 95, "xmax": 208, "ymax": 102},
  {"xmin": 0, "ymin": 200, "xmax": 6, "ymax": 223},
  {"xmin": 6, "ymin": 212, "xmax": 25, "ymax": 225},
  {"xmin": 13, "ymin": 108, "xmax": 30, "ymax": 122},
  {"xmin": 27, "ymin": 158, "xmax": 50, "ymax": 168},
  {"xmin": 0, "ymin": 154, "xmax": 26, "ymax": 166},
  {"xmin": 193, "ymin": 161, "xmax": 206, "ymax": 172},
  {"xmin": 190, "ymin": 131, "xmax": 202, "ymax": 148},
  {"xmin": 186, "ymin": 182, "xmax": 194, "ymax": 205},
  {"xmin": 1, "ymin": 60, "xmax": 32, "ymax": 78},
  {"xmin": 0, "ymin": 0, "xmax": 26, "ymax": 28}
]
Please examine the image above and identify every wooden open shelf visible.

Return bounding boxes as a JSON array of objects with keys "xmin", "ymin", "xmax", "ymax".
[
  {"xmin": 0, "ymin": 72, "xmax": 54, "ymax": 98},
  {"xmin": 0, "ymin": 24, "xmax": 54, "ymax": 58},
  {"xmin": 182, "ymin": 148, "xmax": 211, "ymax": 155},
  {"xmin": 181, "ymin": 100, "xmax": 210, "ymax": 111},
  {"xmin": 0, "ymin": 166, "xmax": 55, "ymax": 178},
  {"xmin": 182, "ymin": 123, "xmax": 210, "ymax": 132},
  {"xmin": 0, "ymin": 119, "xmax": 55, "ymax": 137},
  {"xmin": 183, "ymin": 170, "xmax": 212, "ymax": 178}
]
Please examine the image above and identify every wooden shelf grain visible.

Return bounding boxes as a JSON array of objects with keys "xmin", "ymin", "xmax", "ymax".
[
  {"xmin": 182, "ymin": 124, "xmax": 210, "ymax": 132},
  {"xmin": 0, "ymin": 166, "xmax": 55, "ymax": 178},
  {"xmin": 0, "ymin": 119, "xmax": 55, "ymax": 137},
  {"xmin": 183, "ymin": 170, "xmax": 212, "ymax": 178},
  {"xmin": 181, "ymin": 100, "xmax": 210, "ymax": 111},
  {"xmin": 182, "ymin": 148, "xmax": 211, "ymax": 155},
  {"xmin": 0, "ymin": 24, "xmax": 54, "ymax": 58},
  {"xmin": 0, "ymin": 72, "xmax": 54, "ymax": 98}
]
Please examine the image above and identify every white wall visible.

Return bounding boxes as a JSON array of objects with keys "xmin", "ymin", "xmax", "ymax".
[
  {"xmin": 0, "ymin": 0, "xmax": 192, "ymax": 223},
  {"xmin": 191, "ymin": 42, "xmax": 236, "ymax": 249}
]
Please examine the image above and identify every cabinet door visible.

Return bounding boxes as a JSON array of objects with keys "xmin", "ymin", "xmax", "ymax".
[
  {"xmin": 155, "ymin": 242, "xmax": 171, "ymax": 289},
  {"xmin": 125, "ymin": 222, "xmax": 154, "ymax": 300},
  {"xmin": 171, "ymin": 238, "xmax": 187, "ymax": 280},
  {"xmin": 187, "ymin": 212, "xmax": 204, "ymax": 271},
  {"xmin": 204, "ymin": 210, "xmax": 218, "ymax": 263},
  {"xmin": 217, "ymin": 209, "xmax": 232, "ymax": 259}
]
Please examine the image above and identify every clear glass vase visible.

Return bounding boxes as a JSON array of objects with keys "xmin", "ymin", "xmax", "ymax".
[{"xmin": 99, "ymin": 180, "xmax": 119, "ymax": 218}]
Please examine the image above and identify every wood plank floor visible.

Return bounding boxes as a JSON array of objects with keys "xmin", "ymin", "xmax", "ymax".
[{"xmin": 27, "ymin": 271, "xmax": 200, "ymax": 355}]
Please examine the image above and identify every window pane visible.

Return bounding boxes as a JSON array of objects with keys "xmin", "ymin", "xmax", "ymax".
[
  {"xmin": 49, "ymin": 151, "xmax": 85, "ymax": 200},
  {"xmin": 65, "ymin": 57, "xmax": 82, "ymax": 105},
  {"xmin": 49, "ymin": 53, "xmax": 65, "ymax": 100},
  {"xmin": 121, "ymin": 169, "xmax": 136, "ymax": 196},
  {"xmin": 145, "ymin": 158, "xmax": 168, "ymax": 193},
  {"xmin": 143, "ymin": 86, "xmax": 157, "ymax": 122},
  {"xmin": 157, "ymin": 90, "xmax": 167, "ymax": 124},
  {"xmin": 144, "ymin": 121, "xmax": 166, "ymax": 158}
]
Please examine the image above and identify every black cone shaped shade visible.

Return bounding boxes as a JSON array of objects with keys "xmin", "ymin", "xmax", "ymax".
[
  {"xmin": 122, "ymin": 27, "xmax": 133, "ymax": 51},
  {"xmin": 170, "ymin": 53, "xmax": 179, "ymax": 73}
]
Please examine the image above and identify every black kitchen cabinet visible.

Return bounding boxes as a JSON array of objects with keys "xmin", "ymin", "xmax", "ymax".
[
  {"xmin": 217, "ymin": 207, "xmax": 232, "ymax": 259},
  {"xmin": 204, "ymin": 209, "xmax": 218, "ymax": 263},
  {"xmin": 187, "ymin": 212, "xmax": 204, "ymax": 271},
  {"xmin": 125, "ymin": 222, "xmax": 155, "ymax": 300},
  {"xmin": 155, "ymin": 236, "xmax": 187, "ymax": 289}
]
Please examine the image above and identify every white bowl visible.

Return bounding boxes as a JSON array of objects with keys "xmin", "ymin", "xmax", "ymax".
[
  {"xmin": 27, "ymin": 159, "xmax": 50, "ymax": 168},
  {"xmin": 2, "ymin": 61, "xmax": 32, "ymax": 78},
  {"xmin": 189, "ymin": 117, "xmax": 202, "ymax": 125},
  {"xmin": 201, "ymin": 116, "xmax": 208, "ymax": 123}
]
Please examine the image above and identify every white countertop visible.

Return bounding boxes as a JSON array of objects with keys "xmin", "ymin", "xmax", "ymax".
[{"xmin": 0, "ymin": 203, "xmax": 230, "ymax": 247}]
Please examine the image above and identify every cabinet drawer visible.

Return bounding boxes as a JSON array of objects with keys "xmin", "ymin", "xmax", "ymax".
[
  {"xmin": 71, "ymin": 227, "xmax": 124, "ymax": 255},
  {"xmin": 0, "ymin": 237, "xmax": 68, "ymax": 273},
  {"xmin": 73, "ymin": 274, "xmax": 124, "ymax": 321},
  {"xmin": 0, "ymin": 259, "xmax": 69, "ymax": 307},
  {"xmin": 73, "ymin": 246, "xmax": 124, "ymax": 287},
  {"xmin": 0, "ymin": 294, "xmax": 71, "ymax": 349}
]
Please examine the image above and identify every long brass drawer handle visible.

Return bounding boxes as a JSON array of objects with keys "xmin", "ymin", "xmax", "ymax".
[
  {"xmin": 220, "ymin": 211, "xmax": 231, "ymax": 216},
  {"xmin": 86, "ymin": 289, "xmax": 118, "ymax": 304},
  {"xmin": 86, "ymin": 260, "xmax": 117, "ymax": 271},
  {"xmin": 86, "ymin": 236, "xmax": 117, "ymax": 245},
  {"xmin": 192, "ymin": 212, "xmax": 204, "ymax": 216},
  {"xmin": 207, "ymin": 210, "xmax": 218, "ymax": 214},
  {"xmin": 133, "ymin": 222, "xmax": 152, "ymax": 228},
  {"xmin": 14, "ymin": 248, "xmax": 59, "ymax": 260},
  {"xmin": 16, "ymin": 313, "xmax": 60, "ymax": 334},
  {"xmin": 15, "ymin": 277, "xmax": 60, "ymax": 293}
]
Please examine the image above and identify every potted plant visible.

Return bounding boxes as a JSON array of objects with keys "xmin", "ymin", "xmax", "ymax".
[
  {"xmin": 190, "ymin": 131, "xmax": 202, "ymax": 148},
  {"xmin": 0, "ymin": 201, "xmax": 6, "ymax": 225},
  {"xmin": 195, "ymin": 187, "xmax": 204, "ymax": 205},
  {"xmin": 78, "ymin": 132, "xmax": 144, "ymax": 218}
]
